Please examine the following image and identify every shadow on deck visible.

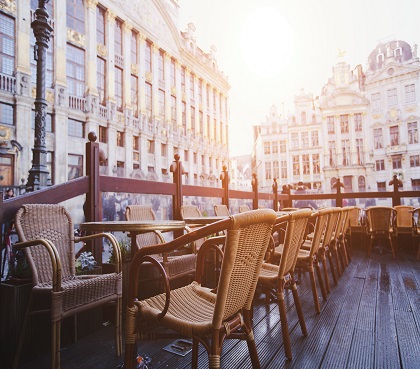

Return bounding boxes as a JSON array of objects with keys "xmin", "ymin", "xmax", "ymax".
[{"xmin": 15, "ymin": 242, "xmax": 420, "ymax": 369}]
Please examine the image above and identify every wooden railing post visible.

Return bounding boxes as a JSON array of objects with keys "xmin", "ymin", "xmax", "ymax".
[
  {"xmin": 389, "ymin": 174, "xmax": 402, "ymax": 207},
  {"xmin": 170, "ymin": 154, "xmax": 184, "ymax": 221},
  {"xmin": 272, "ymin": 178, "xmax": 278, "ymax": 211},
  {"xmin": 220, "ymin": 166, "xmax": 229, "ymax": 208},
  {"xmin": 251, "ymin": 173, "xmax": 258, "ymax": 210},
  {"xmin": 334, "ymin": 178, "xmax": 343, "ymax": 207},
  {"xmin": 85, "ymin": 132, "xmax": 102, "ymax": 262}
]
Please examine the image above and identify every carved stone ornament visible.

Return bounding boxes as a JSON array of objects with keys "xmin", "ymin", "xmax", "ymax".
[
  {"xmin": 67, "ymin": 28, "xmax": 86, "ymax": 48},
  {"xmin": 97, "ymin": 43, "xmax": 107, "ymax": 57},
  {"xmin": 170, "ymin": 86, "xmax": 177, "ymax": 96},
  {"xmin": 145, "ymin": 72, "xmax": 153, "ymax": 83},
  {"xmin": 46, "ymin": 90, "xmax": 54, "ymax": 104},
  {"xmin": 0, "ymin": 125, "xmax": 12, "ymax": 140},
  {"xmin": 0, "ymin": 0, "xmax": 16, "ymax": 15},
  {"xmin": 405, "ymin": 105, "xmax": 417, "ymax": 113},
  {"xmin": 131, "ymin": 64, "xmax": 139, "ymax": 75},
  {"xmin": 372, "ymin": 114, "xmax": 382, "ymax": 119}
]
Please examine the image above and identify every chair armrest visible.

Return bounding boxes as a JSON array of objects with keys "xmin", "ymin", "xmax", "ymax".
[
  {"xmin": 76, "ymin": 232, "xmax": 122, "ymax": 273},
  {"xmin": 13, "ymin": 239, "xmax": 62, "ymax": 291}
]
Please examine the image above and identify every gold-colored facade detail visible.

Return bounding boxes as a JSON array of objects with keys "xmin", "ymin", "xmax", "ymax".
[
  {"xmin": 182, "ymin": 93, "xmax": 186, "ymax": 101},
  {"xmin": 97, "ymin": 43, "xmax": 107, "ymax": 58},
  {"xmin": 46, "ymin": 90, "xmax": 54, "ymax": 104},
  {"xmin": 372, "ymin": 114, "xmax": 382, "ymax": 119},
  {"xmin": 131, "ymin": 64, "xmax": 139, "ymax": 75},
  {"xmin": 138, "ymin": 32, "xmax": 146, "ymax": 42},
  {"xmin": 405, "ymin": 105, "xmax": 417, "ymax": 112},
  {"xmin": 106, "ymin": 9, "xmax": 116, "ymax": 23},
  {"xmin": 0, "ymin": 0, "xmax": 16, "ymax": 15},
  {"xmin": 0, "ymin": 125, "xmax": 12, "ymax": 141},
  {"xmin": 170, "ymin": 86, "xmax": 177, "ymax": 96},
  {"xmin": 145, "ymin": 72, "xmax": 153, "ymax": 83},
  {"xmin": 31, "ymin": 87, "xmax": 36, "ymax": 99},
  {"xmin": 123, "ymin": 22, "xmax": 133, "ymax": 33},
  {"xmin": 85, "ymin": 0, "xmax": 99, "ymax": 9},
  {"xmin": 67, "ymin": 28, "xmax": 86, "ymax": 48}
]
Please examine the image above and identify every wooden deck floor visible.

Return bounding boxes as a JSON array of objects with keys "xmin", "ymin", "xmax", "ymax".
[{"xmin": 16, "ymin": 245, "xmax": 420, "ymax": 369}]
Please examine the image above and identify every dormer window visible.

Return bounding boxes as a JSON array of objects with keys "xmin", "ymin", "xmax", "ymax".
[
  {"xmin": 377, "ymin": 53, "xmax": 384, "ymax": 64},
  {"xmin": 394, "ymin": 47, "xmax": 402, "ymax": 60}
]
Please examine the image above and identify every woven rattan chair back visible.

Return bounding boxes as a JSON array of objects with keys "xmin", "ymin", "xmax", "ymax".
[
  {"xmin": 277, "ymin": 208, "xmax": 312, "ymax": 277},
  {"xmin": 214, "ymin": 204, "xmax": 230, "ymax": 216},
  {"xmin": 394, "ymin": 205, "xmax": 414, "ymax": 228},
  {"xmin": 323, "ymin": 207, "xmax": 341, "ymax": 247},
  {"xmin": 239, "ymin": 204, "xmax": 251, "ymax": 213},
  {"xmin": 348, "ymin": 207, "xmax": 363, "ymax": 227},
  {"xmin": 15, "ymin": 204, "xmax": 75, "ymax": 284},
  {"xmin": 180, "ymin": 205, "xmax": 202, "ymax": 219},
  {"xmin": 366, "ymin": 206, "xmax": 395, "ymax": 233},
  {"xmin": 307, "ymin": 208, "xmax": 332, "ymax": 258},
  {"xmin": 125, "ymin": 205, "xmax": 163, "ymax": 247}
]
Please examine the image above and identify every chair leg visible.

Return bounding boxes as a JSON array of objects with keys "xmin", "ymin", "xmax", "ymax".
[
  {"xmin": 318, "ymin": 249, "xmax": 331, "ymax": 294},
  {"xmin": 326, "ymin": 248, "xmax": 338, "ymax": 285},
  {"xmin": 290, "ymin": 275, "xmax": 307, "ymax": 336},
  {"xmin": 12, "ymin": 294, "xmax": 33, "ymax": 369},
  {"xmin": 308, "ymin": 265, "xmax": 321, "ymax": 313},
  {"xmin": 209, "ymin": 330, "xmax": 221, "ymax": 369},
  {"xmin": 389, "ymin": 235, "xmax": 396, "ymax": 259},
  {"xmin": 52, "ymin": 320, "xmax": 61, "ymax": 369},
  {"xmin": 277, "ymin": 282, "xmax": 292, "ymax": 359},
  {"xmin": 192, "ymin": 339, "xmax": 199, "ymax": 369},
  {"xmin": 367, "ymin": 237, "xmax": 373, "ymax": 257},
  {"xmin": 315, "ymin": 259, "xmax": 327, "ymax": 301},
  {"xmin": 244, "ymin": 310, "xmax": 261, "ymax": 369}
]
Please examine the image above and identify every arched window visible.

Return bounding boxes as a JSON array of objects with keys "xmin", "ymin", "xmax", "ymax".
[{"xmin": 301, "ymin": 111, "xmax": 306, "ymax": 124}]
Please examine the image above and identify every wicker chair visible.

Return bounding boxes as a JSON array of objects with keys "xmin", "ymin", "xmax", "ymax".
[
  {"xmin": 333, "ymin": 207, "xmax": 351, "ymax": 274},
  {"xmin": 239, "ymin": 204, "xmax": 251, "ymax": 213},
  {"xmin": 365, "ymin": 206, "xmax": 396, "ymax": 258},
  {"xmin": 394, "ymin": 205, "xmax": 414, "ymax": 248},
  {"xmin": 258, "ymin": 208, "xmax": 312, "ymax": 359},
  {"xmin": 411, "ymin": 207, "xmax": 420, "ymax": 260},
  {"xmin": 123, "ymin": 209, "xmax": 277, "ymax": 369},
  {"xmin": 13, "ymin": 204, "xmax": 122, "ymax": 369},
  {"xmin": 296, "ymin": 208, "xmax": 332, "ymax": 313},
  {"xmin": 347, "ymin": 206, "xmax": 365, "ymax": 250},
  {"xmin": 125, "ymin": 205, "xmax": 196, "ymax": 284},
  {"xmin": 213, "ymin": 204, "xmax": 230, "ymax": 216}
]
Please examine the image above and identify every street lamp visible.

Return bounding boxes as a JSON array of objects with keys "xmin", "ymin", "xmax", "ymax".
[{"xmin": 26, "ymin": 0, "xmax": 53, "ymax": 191}]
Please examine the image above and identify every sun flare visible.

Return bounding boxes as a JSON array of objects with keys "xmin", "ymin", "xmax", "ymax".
[{"xmin": 240, "ymin": 7, "xmax": 294, "ymax": 78}]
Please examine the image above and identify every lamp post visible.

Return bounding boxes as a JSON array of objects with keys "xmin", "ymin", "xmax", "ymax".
[{"xmin": 26, "ymin": 0, "xmax": 53, "ymax": 191}]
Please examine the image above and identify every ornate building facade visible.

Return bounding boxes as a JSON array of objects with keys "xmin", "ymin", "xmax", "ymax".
[
  {"xmin": 253, "ymin": 40, "xmax": 420, "ymax": 195},
  {"xmin": 0, "ymin": 0, "xmax": 230, "ymax": 192}
]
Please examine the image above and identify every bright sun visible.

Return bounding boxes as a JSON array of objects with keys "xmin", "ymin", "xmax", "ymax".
[{"xmin": 240, "ymin": 7, "xmax": 294, "ymax": 78}]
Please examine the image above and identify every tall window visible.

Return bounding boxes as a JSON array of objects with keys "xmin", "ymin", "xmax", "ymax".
[
  {"xmin": 181, "ymin": 66, "xmax": 186, "ymax": 93},
  {"xmin": 207, "ymin": 115, "xmax": 210, "ymax": 137},
  {"xmin": 68, "ymin": 118, "xmax": 84, "ymax": 137},
  {"xmin": 340, "ymin": 114, "xmax": 349, "ymax": 133},
  {"xmin": 313, "ymin": 154, "xmax": 320, "ymax": 174},
  {"xmin": 342, "ymin": 139, "xmax": 351, "ymax": 166},
  {"xmin": 131, "ymin": 75, "xmax": 138, "ymax": 117},
  {"xmin": 99, "ymin": 125, "xmax": 107, "ymax": 143},
  {"xmin": 372, "ymin": 92, "xmax": 381, "ymax": 110},
  {"xmin": 291, "ymin": 132, "xmax": 298, "ymax": 148},
  {"xmin": 0, "ymin": 103, "xmax": 13, "ymax": 125},
  {"xmin": 302, "ymin": 154, "xmax": 310, "ymax": 174},
  {"xmin": 273, "ymin": 161, "xmax": 279, "ymax": 179},
  {"xmin": 264, "ymin": 142, "xmax": 270, "ymax": 154},
  {"xmin": 280, "ymin": 140, "xmax": 286, "ymax": 153},
  {"xmin": 182, "ymin": 102, "xmax": 186, "ymax": 134},
  {"xmin": 328, "ymin": 141, "xmax": 336, "ymax": 166},
  {"xmin": 390, "ymin": 125, "xmax": 399, "ymax": 146},
  {"xmin": 161, "ymin": 143, "xmax": 167, "ymax": 157},
  {"xmin": 145, "ymin": 40, "xmax": 152, "ymax": 73},
  {"xmin": 410, "ymin": 155, "xmax": 420, "ymax": 167},
  {"xmin": 190, "ymin": 106, "xmax": 195, "ymax": 134},
  {"xmin": 97, "ymin": 57, "xmax": 106, "ymax": 105},
  {"xmin": 198, "ymin": 79, "xmax": 203, "ymax": 104},
  {"xmin": 301, "ymin": 111, "xmax": 306, "ymax": 124},
  {"xmin": 327, "ymin": 116, "xmax": 335, "ymax": 134},
  {"xmin": 392, "ymin": 155, "xmax": 402, "ymax": 169},
  {"xmin": 145, "ymin": 82, "xmax": 152, "ymax": 117},
  {"xmin": 170, "ymin": 95, "xmax": 176, "ymax": 125},
  {"xmin": 281, "ymin": 160, "xmax": 287, "ymax": 179},
  {"xmin": 199, "ymin": 111, "xmax": 203, "ymax": 135},
  {"xmin": 311, "ymin": 131, "xmax": 319, "ymax": 147},
  {"xmin": 301, "ymin": 132, "xmax": 309, "ymax": 148},
  {"xmin": 189, "ymin": 73, "xmax": 195, "ymax": 101},
  {"xmin": 265, "ymin": 162, "xmax": 272, "ymax": 180},
  {"xmin": 375, "ymin": 160, "xmax": 385, "ymax": 171},
  {"xmin": 147, "ymin": 140, "xmax": 154, "ymax": 154},
  {"xmin": 354, "ymin": 113, "xmax": 362, "ymax": 131},
  {"xmin": 158, "ymin": 89, "xmax": 165, "ymax": 121},
  {"xmin": 115, "ymin": 67, "xmax": 123, "ymax": 111},
  {"xmin": 356, "ymin": 138, "xmax": 363, "ymax": 165},
  {"xmin": 116, "ymin": 131, "xmax": 124, "ymax": 147},
  {"xmin": 66, "ymin": 44, "xmax": 85, "ymax": 97},
  {"xmin": 67, "ymin": 0, "xmax": 85, "ymax": 34},
  {"xmin": 114, "ymin": 19, "xmax": 123, "ymax": 56},
  {"xmin": 170, "ymin": 58, "xmax": 176, "ymax": 87},
  {"xmin": 272, "ymin": 141, "xmax": 278, "ymax": 154},
  {"xmin": 387, "ymin": 88, "xmax": 398, "ymax": 107},
  {"xmin": 68, "ymin": 154, "xmax": 83, "ymax": 180},
  {"xmin": 0, "ymin": 13, "xmax": 14, "ymax": 76},
  {"xmin": 292, "ymin": 156, "xmax": 300, "ymax": 175},
  {"xmin": 158, "ymin": 50, "xmax": 164, "ymax": 82},
  {"xmin": 408, "ymin": 122, "xmax": 418, "ymax": 144},
  {"xmin": 374, "ymin": 128, "xmax": 383, "ymax": 149},
  {"xmin": 131, "ymin": 30, "xmax": 138, "ymax": 64},
  {"xmin": 405, "ymin": 84, "xmax": 415, "ymax": 103},
  {"xmin": 96, "ymin": 6, "xmax": 106, "ymax": 45},
  {"xmin": 206, "ymin": 84, "xmax": 210, "ymax": 107}
]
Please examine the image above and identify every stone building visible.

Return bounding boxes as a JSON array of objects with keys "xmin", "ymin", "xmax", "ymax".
[
  {"xmin": 0, "ymin": 0, "xmax": 230, "ymax": 193},
  {"xmin": 253, "ymin": 40, "xmax": 420, "ymax": 196}
]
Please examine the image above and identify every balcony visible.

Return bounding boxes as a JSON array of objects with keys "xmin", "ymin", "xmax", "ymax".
[{"xmin": 385, "ymin": 143, "xmax": 407, "ymax": 155}]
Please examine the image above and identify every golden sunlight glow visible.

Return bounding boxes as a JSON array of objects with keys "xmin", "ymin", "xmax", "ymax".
[{"xmin": 240, "ymin": 7, "xmax": 294, "ymax": 79}]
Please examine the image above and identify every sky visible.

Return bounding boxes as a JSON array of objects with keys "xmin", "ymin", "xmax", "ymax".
[{"xmin": 179, "ymin": 0, "xmax": 420, "ymax": 157}]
